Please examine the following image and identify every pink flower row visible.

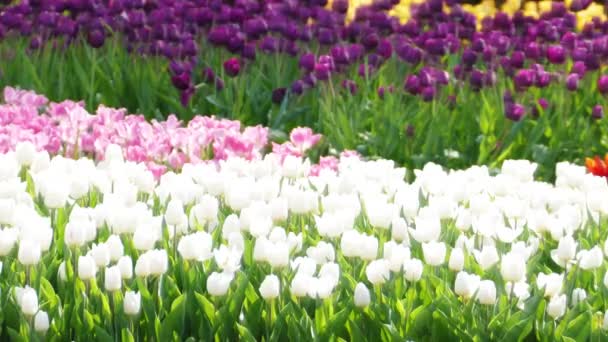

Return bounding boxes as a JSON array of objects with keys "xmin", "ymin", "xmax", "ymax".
[{"xmin": 0, "ymin": 87, "xmax": 352, "ymax": 178}]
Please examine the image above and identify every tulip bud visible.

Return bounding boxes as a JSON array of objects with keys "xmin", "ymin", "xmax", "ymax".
[
  {"xmin": 58, "ymin": 261, "xmax": 67, "ymax": 281},
  {"xmin": 16, "ymin": 286, "xmax": 38, "ymax": 316},
  {"xmin": 149, "ymin": 249, "xmax": 168, "ymax": 276},
  {"xmin": 366, "ymin": 259, "xmax": 390, "ymax": 285},
  {"xmin": 448, "ymin": 248, "xmax": 465, "ymax": 272},
  {"xmin": 354, "ymin": 282, "xmax": 371, "ymax": 308},
  {"xmin": 403, "ymin": 258, "xmax": 423, "ymax": 282},
  {"xmin": 117, "ymin": 256, "xmax": 133, "ymax": 279},
  {"xmin": 64, "ymin": 221, "xmax": 86, "ymax": 248},
  {"xmin": 135, "ymin": 254, "xmax": 151, "ymax": 278},
  {"xmin": 259, "ymin": 274, "xmax": 280, "ymax": 300},
  {"xmin": 537, "ymin": 272, "xmax": 563, "ymax": 298},
  {"xmin": 18, "ymin": 239, "xmax": 41, "ymax": 266},
  {"xmin": 477, "ymin": 280, "xmax": 497, "ymax": 305},
  {"xmin": 473, "ymin": 245, "xmax": 499, "ymax": 270},
  {"xmin": 15, "ymin": 141, "xmax": 36, "ymax": 166},
  {"xmin": 124, "ymin": 291, "xmax": 141, "ymax": 316},
  {"xmin": 34, "ymin": 310, "xmax": 49, "ymax": 333},
  {"xmin": 422, "ymin": 241, "xmax": 446, "ymax": 266},
  {"xmin": 547, "ymin": 294, "xmax": 567, "ymax": 319},
  {"xmin": 290, "ymin": 273, "xmax": 311, "ymax": 297},
  {"xmin": 455, "ymin": 271, "xmax": 481, "ymax": 299},
  {"xmin": 78, "ymin": 255, "xmax": 97, "ymax": 281},
  {"xmin": 104, "ymin": 265, "xmax": 122, "ymax": 292},
  {"xmin": 106, "ymin": 235, "xmax": 124, "ymax": 262},
  {"xmin": 207, "ymin": 272, "xmax": 234, "ymax": 296},
  {"xmin": 551, "ymin": 235, "xmax": 577, "ymax": 267},
  {"xmin": 165, "ymin": 198, "xmax": 186, "ymax": 227},
  {"xmin": 89, "ymin": 243, "xmax": 110, "ymax": 268},
  {"xmin": 500, "ymin": 251, "xmax": 526, "ymax": 283},
  {"xmin": 572, "ymin": 288, "xmax": 587, "ymax": 306}
]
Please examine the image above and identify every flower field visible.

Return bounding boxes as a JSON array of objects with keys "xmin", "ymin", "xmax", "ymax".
[{"xmin": 1, "ymin": 0, "xmax": 608, "ymax": 340}]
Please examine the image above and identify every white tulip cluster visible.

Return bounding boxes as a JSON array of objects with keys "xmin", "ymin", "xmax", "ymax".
[{"xmin": 1, "ymin": 141, "xmax": 608, "ymax": 334}]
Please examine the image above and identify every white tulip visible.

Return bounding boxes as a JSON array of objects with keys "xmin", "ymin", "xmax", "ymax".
[
  {"xmin": 149, "ymin": 249, "xmax": 168, "ymax": 276},
  {"xmin": 222, "ymin": 214, "xmax": 241, "ymax": 240},
  {"xmin": 34, "ymin": 310, "xmax": 49, "ymax": 333},
  {"xmin": 267, "ymin": 242, "xmax": 290, "ymax": 269},
  {"xmin": 290, "ymin": 273, "xmax": 311, "ymax": 297},
  {"xmin": 550, "ymin": 235, "xmax": 577, "ymax": 268},
  {"xmin": 500, "ymin": 251, "xmax": 526, "ymax": 283},
  {"xmin": 18, "ymin": 239, "xmax": 41, "ymax": 266},
  {"xmin": 133, "ymin": 227, "xmax": 158, "ymax": 251},
  {"xmin": 58, "ymin": 261, "xmax": 67, "ymax": 281},
  {"xmin": 537, "ymin": 273, "xmax": 563, "ymax": 298},
  {"xmin": 546, "ymin": 294, "xmax": 567, "ymax": 319},
  {"xmin": 287, "ymin": 232, "xmax": 303, "ymax": 253},
  {"xmin": 15, "ymin": 141, "xmax": 36, "ymax": 166},
  {"xmin": 477, "ymin": 280, "xmax": 497, "ymax": 305},
  {"xmin": 366, "ymin": 259, "xmax": 390, "ymax": 285},
  {"xmin": 291, "ymin": 257, "xmax": 317, "ymax": 276},
  {"xmin": 117, "ymin": 256, "xmax": 133, "ymax": 279},
  {"xmin": 572, "ymin": 288, "xmax": 587, "ymax": 306},
  {"xmin": 78, "ymin": 255, "xmax": 97, "ymax": 281},
  {"xmin": 391, "ymin": 217, "xmax": 409, "ymax": 243},
  {"xmin": 64, "ymin": 221, "xmax": 86, "ymax": 249},
  {"xmin": 360, "ymin": 235, "xmax": 379, "ymax": 261},
  {"xmin": 104, "ymin": 266, "xmax": 122, "ymax": 292},
  {"xmin": 383, "ymin": 241, "xmax": 411, "ymax": 272},
  {"xmin": 340, "ymin": 230, "xmax": 362, "ymax": 258},
  {"xmin": 473, "ymin": 245, "xmax": 499, "ymax": 271},
  {"xmin": 410, "ymin": 213, "xmax": 441, "ymax": 243},
  {"xmin": 134, "ymin": 254, "xmax": 151, "ymax": 278},
  {"xmin": 259, "ymin": 274, "xmax": 280, "ymax": 300},
  {"xmin": 354, "ymin": 282, "xmax": 371, "ymax": 307},
  {"xmin": 403, "ymin": 258, "xmax": 423, "ymax": 282},
  {"xmin": 15, "ymin": 286, "xmax": 38, "ymax": 316},
  {"xmin": 178, "ymin": 232, "xmax": 213, "ymax": 261},
  {"xmin": 454, "ymin": 271, "xmax": 481, "ymax": 299},
  {"xmin": 207, "ymin": 272, "xmax": 234, "ymax": 296},
  {"xmin": 422, "ymin": 241, "xmax": 446, "ymax": 266},
  {"xmin": 89, "ymin": 243, "xmax": 110, "ymax": 268},
  {"xmin": 106, "ymin": 235, "xmax": 124, "ymax": 262},
  {"xmin": 0, "ymin": 228, "xmax": 17, "ymax": 256},
  {"xmin": 124, "ymin": 291, "xmax": 141, "ymax": 316},
  {"xmin": 213, "ymin": 245, "xmax": 242, "ymax": 274},
  {"xmin": 578, "ymin": 246, "xmax": 603, "ymax": 270},
  {"xmin": 165, "ymin": 198, "xmax": 186, "ymax": 227},
  {"xmin": 448, "ymin": 248, "xmax": 465, "ymax": 272}
]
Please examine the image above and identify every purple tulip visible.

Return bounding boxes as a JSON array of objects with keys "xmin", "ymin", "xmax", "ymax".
[
  {"xmin": 342, "ymin": 80, "xmax": 357, "ymax": 94},
  {"xmin": 510, "ymin": 51, "xmax": 525, "ymax": 69},
  {"xmin": 571, "ymin": 61, "xmax": 587, "ymax": 76},
  {"xmin": 570, "ymin": 0, "xmax": 592, "ymax": 11},
  {"xmin": 271, "ymin": 88, "xmax": 287, "ymax": 104},
  {"xmin": 202, "ymin": 67, "xmax": 215, "ymax": 83},
  {"xmin": 171, "ymin": 72, "xmax": 191, "ymax": 91},
  {"xmin": 535, "ymin": 71, "xmax": 551, "ymax": 88},
  {"xmin": 314, "ymin": 63, "xmax": 331, "ymax": 81},
  {"xmin": 514, "ymin": 69, "xmax": 534, "ymax": 90},
  {"xmin": 566, "ymin": 74, "xmax": 579, "ymax": 91},
  {"xmin": 291, "ymin": 80, "xmax": 305, "ymax": 95},
  {"xmin": 332, "ymin": 0, "xmax": 348, "ymax": 14},
  {"xmin": 592, "ymin": 105, "xmax": 604, "ymax": 119},
  {"xmin": 260, "ymin": 36, "xmax": 278, "ymax": 53},
  {"xmin": 377, "ymin": 39, "xmax": 392, "ymax": 59},
  {"xmin": 598, "ymin": 75, "xmax": 608, "ymax": 94},
  {"xmin": 421, "ymin": 86, "xmax": 435, "ymax": 102},
  {"xmin": 546, "ymin": 45, "xmax": 565, "ymax": 64},
  {"xmin": 505, "ymin": 103, "xmax": 525, "ymax": 121},
  {"xmin": 461, "ymin": 49, "xmax": 477, "ymax": 66},
  {"xmin": 404, "ymin": 75, "xmax": 421, "ymax": 95},
  {"xmin": 469, "ymin": 69, "xmax": 484, "ymax": 91},
  {"xmin": 405, "ymin": 124, "xmax": 415, "ymax": 138},
  {"xmin": 223, "ymin": 57, "xmax": 241, "ymax": 78},
  {"xmin": 299, "ymin": 53, "xmax": 316, "ymax": 72},
  {"xmin": 242, "ymin": 43, "xmax": 256, "ymax": 60}
]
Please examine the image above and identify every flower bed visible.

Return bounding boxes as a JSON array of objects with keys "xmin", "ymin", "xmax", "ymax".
[{"xmin": 0, "ymin": 143, "xmax": 607, "ymax": 340}]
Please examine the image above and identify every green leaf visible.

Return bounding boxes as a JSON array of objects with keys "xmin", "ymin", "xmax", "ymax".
[
  {"xmin": 194, "ymin": 292, "xmax": 216, "ymax": 326},
  {"xmin": 236, "ymin": 323, "xmax": 257, "ymax": 342},
  {"xmin": 160, "ymin": 293, "xmax": 187, "ymax": 341},
  {"xmin": 94, "ymin": 325, "xmax": 114, "ymax": 342}
]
